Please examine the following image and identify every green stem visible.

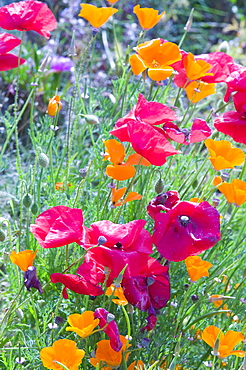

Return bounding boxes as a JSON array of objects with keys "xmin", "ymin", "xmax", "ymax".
[{"xmin": 121, "ymin": 306, "xmax": 131, "ymax": 339}]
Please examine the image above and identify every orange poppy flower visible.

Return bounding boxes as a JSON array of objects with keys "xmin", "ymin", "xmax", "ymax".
[
  {"xmin": 107, "ymin": 0, "xmax": 118, "ymax": 3},
  {"xmin": 10, "ymin": 250, "xmax": 37, "ymax": 272},
  {"xmin": 47, "ymin": 95, "xmax": 62, "ymax": 116},
  {"xmin": 66, "ymin": 311, "xmax": 100, "ymax": 338},
  {"xmin": 202, "ymin": 325, "xmax": 245, "ymax": 359},
  {"xmin": 105, "ymin": 284, "xmax": 128, "ymax": 306},
  {"xmin": 185, "ymin": 81, "xmax": 216, "ymax": 103},
  {"xmin": 185, "ymin": 256, "xmax": 213, "ymax": 282},
  {"xmin": 129, "ymin": 38, "xmax": 181, "ymax": 81},
  {"xmin": 217, "ymin": 179, "xmax": 246, "ymax": 206},
  {"xmin": 133, "ymin": 5, "xmax": 165, "ymax": 30},
  {"xmin": 189, "ymin": 197, "xmax": 203, "ymax": 203},
  {"xmin": 209, "ymin": 295, "xmax": 229, "ymax": 310},
  {"xmin": 90, "ymin": 336, "xmax": 130, "ymax": 368},
  {"xmin": 128, "ymin": 360, "xmax": 145, "ymax": 370},
  {"xmin": 205, "ymin": 139, "xmax": 245, "ymax": 170},
  {"xmin": 111, "ymin": 187, "xmax": 142, "ymax": 207},
  {"xmin": 78, "ymin": 4, "xmax": 118, "ymax": 28},
  {"xmin": 212, "ymin": 176, "xmax": 222, "ymax": 186},
  {"xmin": 104, "ymin": 139, "xmax": 150, "ymax": 181},
  {"xmin": 40, "ymin": 338, "xmax": 85, "ymax": 370},
  {"xmin": 183, "ymin": 53, "xmax": 213, "ymax": 81}
]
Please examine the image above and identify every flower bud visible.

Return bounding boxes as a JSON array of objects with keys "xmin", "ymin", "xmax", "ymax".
[
  {"xmin": 212, "ymin": 198, "xmax": 220, "ymax": 207},
  {"xmin": 221, "ymin": 172, "xmax": 230, "ymax": 182},
  {"xmin": 31, "ymin": 203, "xmax": 39, "ymax": 215},
  {"xmin": 23, "ymin": 193, "xmax": 32, "ymax": 208},
  {"xmin": 0, "ymin": 229, "xmax": 6, "ymax": 241},
  {"xmin": 16, "ymin": 308, "xmax": 24, "ymax": 320},
  {"xmin": 155, "ymin": 178, "xmax": 164, "ymax": 194},
  {"xmin": 184, "ymin": 8, "xmax": 194, "ymax": 32},
  {"xmin": 106, "ymin": 313, "xmax": 115, "ymax": 323},
  {"xmin": 39, "ymin": 152, "xmax": 49, "ymax": 168},
  {"xmin": 191, "ymin": 294, "xmax": 199, "ymax": 301},
  {"xmin": 98, "ymin": 236, "xmax": 107, "ymax": 245},
  {"xmin": 219, "ymin": 41, "xmax": 230, "ymax": 54},
  {"xmin": 81, "ymin": 114, "xmax": 99, "ymax": 125}
]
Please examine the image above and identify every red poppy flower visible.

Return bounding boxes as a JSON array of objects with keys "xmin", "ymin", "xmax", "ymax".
[
  {"xmin": 141, "ymin": 313, "xmax": 157, "ymax": 332},
  {"xmin": 223, "ymin": 69, "xmax": 246, "ymax": 117},
  {"xmin": 0, "ymin": 32, "xmax": 25, "ymax": 71},
  {"xmin": 84, "ymin": 220, "xmax": 153, "ymax": 284},
  {"xmin": 147, "ymin": 191, "xmax": 180, "ymax": 219},
  {"xmin": 50, "ymin": 261, "xmax": 105, "ymax": 299},
  {"xmin": 122, "ymin": 257, "xmax": 170, "ymax": 311},
  {"xmin": 30, "ymin": 206, "xmax": 86, "ymax": 248},
  {"xmin": 94, "ymin": 308, "xmax": 122, "ymax": 352},
  {"xmin": 111, "ymin": 94, "xmax": 180, "ymax": 166},
  {"xmin": 0, "ymin": 1, "xmax": 57, "ymax": 39},
  {"xmin": 163, "ymin": 118, "xmax": 212, "ymax": 145},
  {"xmin": 214, "ymin": 111, "xmax": 246, "ymax": 145},
  {"xmin": 152, "ymin": 201, "xmax": 220, "ymax": 261}
]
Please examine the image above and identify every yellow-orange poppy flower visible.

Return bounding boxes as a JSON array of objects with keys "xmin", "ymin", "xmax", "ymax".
[
  {"xmin": 66, "ymin": 311, "xmax": 99, "ymax": 338},
  {"xmin": 129, "ymin": 38, "xmax": 181, "ymax": 81},
  {"xmin": 205, "ymin": 139, "xmax": 245, "ymax": 170},
  {"xmin": 212, "ymin": 176, "xmax": 222, "ymax": 186},
  {"xmin": 107, "ymin": 0, "xmax": 118, "ymax": 3},
  {"xmin": 217, "ymin": 179, "xmax": 246, "ymax": 206},
  {"xmin": 10, "ymin": 250, "xmax": 37, "ymax": 272},
  {"xmin": 202, "ymin": 325, "xmax": 245, "ymax": 359},
  {"xmin": 90, "ymin": 336, "xmax": 130, "ymax": 368},
  {"xmin": 133, "ymin": 5, "xmax": 165, "ymax": 30},
  {"xmin": 104, "ymin": 139, "xmax": 150, "ymax": 181},
  {"xmin": 185, "ymin": 256, "xmax": 213, "ymax": 282},
  {"xmin": 128, "ymin": 360, "xmax": 145, "ymax": 370},
  {"xmin": 111, "ymin": 187, "xmax": 142, "ymax": 207},
  {"xmin": 185, "ymin": 81, "xmax": 215, "ymax": 103},
  {"xmin": 47, "ymin": 95, "xmax": 62, "ymax": 116},
  {"xmin": 40, "ymin": 338, "xmax": 85, "ymax": 370},
  {"xmin": 189, "ymin": 197, "xmax": 203, "ymax": 203},
  {"xmin": 78, "ymin": 4, "xmax": 118, "ymax": 28},
  {"xmin": 105, "ymin": 284, "xmax": 128, "ymax": 306},
  {"xmin": 183, "ymin": 53, "xmax": 213, "ymax": 81}
]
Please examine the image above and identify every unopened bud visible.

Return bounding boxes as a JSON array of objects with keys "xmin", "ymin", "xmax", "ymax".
[
  {"xmin": 106, "ymin": 313, "xmax": 115, "ymax": 323},
  {"xmin": 16, "ymin": 308, "xmax": 24, "ymax": 320},
  {"xmin": 191, "ymin": 294, "xmax": 199, "ymax": 301},
  {"xmin": 38, "ymin": 52, "xmax": 50, "ymax": 73},
  {"xmin": 212, "ymin": 198, "xmax": 220, "ymax": 207},
  {"xmin": 39, "ymin": 152, "xmax": 50, "ymax": 168},
  {"xmin": 23, "ymin": 193, "xmax": 32, "ymax": 208},
  {"xmin": 68, "ymin": 30, "xmax": 77, "ymax": 57},
  {"xmin": 219, "ymin": 41, "xmax": 230, "ymax": 54},
  {"xmin": 211, "ymin": 336, "xmax": 220, "ymax": 356},
  {"xmin": 98, "ymin": 236, "xmax": 107, "ymax": 245},
  {"xmin": 221, "ymin": 172, "xmax": 230, "ymax": 182},
  {"xmin": 81, "ymin": 114, "xmax": 99, "ymax": 125},
  {"xmin": 31, "ymin": 203, "xmax": 39, "ymax": 215},
  {"xmin": 0, "ymin": 229, "xmax": 6, "ymax": 241},
  {"xmin": 155, "ymin": 178, "xmax": 164, "ymax": 194},
  {"xmin": 184, "ymin": 8, "xmax": 194, "ymax": 32}
]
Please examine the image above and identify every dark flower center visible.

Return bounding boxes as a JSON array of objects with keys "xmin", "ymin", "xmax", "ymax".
[
  {"xmin": 115, "ymin": 242, "xmax": 123, "ymax": 249},
  {"xmin": 179, "ymin": 215, "xmax": 190, "ymax": 226}
]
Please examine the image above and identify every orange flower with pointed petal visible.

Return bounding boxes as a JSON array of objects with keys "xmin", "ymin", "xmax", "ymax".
[
  {"xmin": 40, "ymin": 338, "xmax": 85, "ymax": 370},
  {"xmin": 185, "ymin": 81, "xmax": 215, "ymax": 102},
  {"xmin": 105, "ymin": 284, "xmax": 128, "ymax": 306},
  {"xmin": 10, "ymin": 250, "xmax": 37, "ymax": 272},
  {"xmin": 183, "ymin": 53, "xmax": 213, "ymax": 81},
  {"xmin": 217, "ymin": 179, "xmax": 246, "ymax": 206},
  {"xmin": 129, "ymin": 38, "xmax": 181, "ymax": 81},
  {"xmin": 104, "ymin": 139, "xmax": 149, "ymax": 181},
  {"xmin": 111, "ymin": 187, "xmax": 142, "ymax": 207},
  {"xmin": 47, "ymin": 95, "xmax": 62, "ymax": 116},
  {"xmin": 66, "ymin": 311, "xmax": 99, "ymax": 338},
  {"xmin": 128, "ymin": 360, "xmax": 145, "ymax": 370},
  {"xmin": 90, "ymin": 336, "xmax": 130, "ymax": 368},
  {"xmin": 133, "ymin": 5, "xmax": 165, "ymax": 30},
  {"xmin": 212, "ymin": 176, "xmax": 222, "ymax": 186},
  {"xmin": 78, "ymin": 4, "xmax": 118, "ymax": 28},
  {"xmin": 205, "ymin": 139, "xmax": 245, "ymax": 170},
  {"xmin": 185, "ymin": 256, "xmax": 212, "ymax": 282},
  {"xmin": 202, "ymin": 325, "xmax": 245, "ymax": 359},
  {"xmin": 209, "ymin": 294, "xmax": 229, "ymax": 310}
]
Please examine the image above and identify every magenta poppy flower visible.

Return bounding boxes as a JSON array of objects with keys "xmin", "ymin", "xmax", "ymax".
[
  {"xmin": 0, "ymin": 0, "xmax": 57, "ymax": 39},
  {"xmin": 94, "ymin": 308, "xmax": 122, "ymax": 352},
  {"xmin": 147, "ymin": 191, "xmax": 180, "ymax": 219},
  {"xmin": 163, "ymin": 118, "xmax": 212, "ymax": 145},
  {"xmin": 214, "ymin": 111, "xmax": 246, "ymax": 145},
  {"xmin": 122, "ymin": 257, "xmax": 170, "ymax": 311},
  {"xmin": 0, "ymin": 33, "xmax": 25, "ymax": 71},
  {"xmin": 141, "ymin": 313, "xmax": 157, "ymax": 332},
  {"xmin": 50, "ymin": 260, "xmax": 105, "ymax": 299},
  {"xmin": 111, "ymin": 94, "xmax": 180, "ymax": 166},
  {"xmin": 152, "ymin": 201, "xmax": 220, "ymax": 262},
  {"xmin": 30, "ymin": 206, "xmax": 86, "ymax": 248}
]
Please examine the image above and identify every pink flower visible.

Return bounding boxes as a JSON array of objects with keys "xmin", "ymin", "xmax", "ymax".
[
  {"xmin": 224, "ymin": 69, "xmax": 246, "ymax": 117},
  {"xmin": 111, "ymin": 94, "xmax": 180, "ymax": 166},
  {"xmin": 147, "ymin": 191, "xmax": 180, "ymax": 219},
  {"xmin": 163, "ymin": 118, "xmax": 212, "ymax": 145},
  {"xmin": 152, "ymin": 201, "xmax": 220, "ymax": 261},
  {"xmin": 214, "ymin": 111, "xmax": 246, "ymax": 145},
  {"xmin": 30, "ymin": 206, "xmax": 86, "ymax": 248},
  {"xmin": 94, "ymin": 308, "xmax": 122, "ymax": 352},
  {"xmin": 0, "ymin": 32, "xmax": 25, "ymax": 71},
  {"xmin": 0, "ymin": 0, "xmax": 57, "ymax": 39}
]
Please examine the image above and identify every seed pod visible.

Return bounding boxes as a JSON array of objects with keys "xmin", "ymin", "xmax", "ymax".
[
  {"xmin": 23, "ymin": 193, "xmax": 32, "ymax": 208},
  {"xmin": 31, "ymin": 203, "xmax": 39, "ymax": 215},
  {"xmin": 39, "ymin": 152, "xmax": 49, "ymax": 168},
  {"xmin": 155, "ymin": 178, "xmax": 164, "ymax": 194},
  {"xmin": 0, "ymin": 229, "xmax": 5, "ymax": 241}
]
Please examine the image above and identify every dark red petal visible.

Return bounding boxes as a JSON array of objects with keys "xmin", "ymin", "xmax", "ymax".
[
  {"xmin": 233, "ymin": 91, "xmax": 246, "ymax": 116},
  {"xmin": 141, "ymin": 314, "xmax": 157, "ymax": 332},
  {"xmin": 30, "ymin": 206, "xmax": 85, "ymax": 248},
  {"xmin": 214, "ymin": 111, "xmax": 246, "ymax": 145},
  {"xmin": 162, "ymin": 122, "xmax": 186, "ymax": 144},
  {"xmin": 135, "ymin": 94, "xmax": 178, "ymax": 124},
  {"xmin": 123, "ymin": 276, "xmax": 151, "ymax": 311},
  {"xmin": 50, "ymin": 273, "xmax": 104, "ymax": 296},
  {"xmin": 76, "ymin": 260, "xmax": 105, "ymax": 285},
  {"xmin": 94, "ymin": 308, "xmax": 122, "ymax": 352},
  {"xmin": 127, "ymin": 120, "xmax": 180, "ymax": 166},
  {"xmin": 189, "ymin": 118, "xmax": 212, "ymax": 143},
  {"xmin": 0, "ymin": 1, "xmax": 57, "ymax": 39},
  {"xmin": 0, "ymin": 32, "xmax": 21, "ymax": 53},
  {"xmin": 0, "ymin": 54, "xmax": 25, "ymax": 71},
  {"xmin": 147, "ymin": 191, "xmax": 180, "ymax": 219}
]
